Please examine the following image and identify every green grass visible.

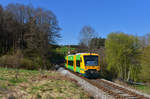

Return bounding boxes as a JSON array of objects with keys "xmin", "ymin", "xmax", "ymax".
[
  {"xmin": 133, "ymin": 85, "xmax": 150, "ymax": 94},
  {"xmin": 0, "ymin": 67, "xmax": 90, "ymax": 99},
  {"xmin": 56, "ymin": 46, "xmax": 75, "ymax": 55},
  {"xmin": 0, "ymin": 68, "xmax": 39, "ymax": 86}
]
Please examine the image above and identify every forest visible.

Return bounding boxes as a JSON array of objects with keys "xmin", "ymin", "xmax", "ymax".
[
  {"xmin": 0, "ymin": 4, "xmax": 61, "ymax": 70},
  {"xmin": 0, "ymin": 3, "xmax": 150, "ymax": 84}
]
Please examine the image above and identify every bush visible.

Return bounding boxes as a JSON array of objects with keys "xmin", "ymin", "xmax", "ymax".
[
  {"xmin": 20, "ymin": 56, "xmax": 48, "ymax": 70},
  {"xmin": 20, "ymin": 58, "xmax": 34, "ymax": 70},
  {"xmin": 0, "ymin": 55, "xmax": 14, "ymax": 65},
  {"xmin": 33, "ymin": 57, "xmax": 43, "ymax": 70},
  {"xmin": 0, "ymin": 50, "xmax": 43, "ymax": 70},
  {"xmin": 0, "ymin": 50, "xmax": 22, "ymax": 67},
  {"xmin": 0, "ymin": 49, "xmax": 53, "ymax": 70}
]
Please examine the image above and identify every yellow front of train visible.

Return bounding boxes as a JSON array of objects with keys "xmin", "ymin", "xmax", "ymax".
[{"xmin": 80, "ymin": 53, "xmax": 100, "ymax": 78}]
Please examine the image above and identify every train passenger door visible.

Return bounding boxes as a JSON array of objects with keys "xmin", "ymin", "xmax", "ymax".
[
  {"xmin": 73, "ymin": 55, "xmax": 76, "ymax": 72},
  {"xmin": 66, "ymin": 56, "xmax": 68, "ymax": 68},
  {"xmin": 80, "ymin": 56, "xmax": 85, "ymax": 74}
]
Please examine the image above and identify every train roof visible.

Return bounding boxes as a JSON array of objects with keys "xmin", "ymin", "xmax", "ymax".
[
  {"xmin": 65, "ymin": 53, "xmax": 99, "ymax": 60},
  {"xmin": 67, "ymin": 53, "xmax": 99, "ymax": 56}
]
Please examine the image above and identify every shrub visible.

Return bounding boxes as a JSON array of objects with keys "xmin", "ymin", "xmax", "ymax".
[
  {"xmin": 0, "ymin": 50, "xmax": 23, "ymax": 68},
  {"xmin": 20, "ymin": 58, "xmax": 34, "ymax": 70},
  {"xmin": 0, "ymin": 50, "xmax": 52, "ymax": 70}
]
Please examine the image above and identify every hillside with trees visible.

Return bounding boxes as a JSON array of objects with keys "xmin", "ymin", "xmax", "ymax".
[{"xmin": 0, "ymin": 4, "xmax": 61, "ymax": 70}]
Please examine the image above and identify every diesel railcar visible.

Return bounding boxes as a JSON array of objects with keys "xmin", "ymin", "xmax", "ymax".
[{"xmin": 65, "ymin": 53, "xmax": 100, "ymax": 78}]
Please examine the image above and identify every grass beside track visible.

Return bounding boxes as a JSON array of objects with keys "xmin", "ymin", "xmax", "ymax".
[
  {"xmin": 0, "ymin": 68, "xmax": 90, "ymax": 99},
  {"xmin": 133, "ymin": 85, "xmax": 150, "ymax": 94},
  {"xmin": 114, "ymin": 79, "xmax": 150, "ymax": 94}
]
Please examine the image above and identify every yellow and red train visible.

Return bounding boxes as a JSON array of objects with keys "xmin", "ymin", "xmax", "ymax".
[{"xmin": 65, "ymin": 53, "xmax": 100, "ymax": 78}]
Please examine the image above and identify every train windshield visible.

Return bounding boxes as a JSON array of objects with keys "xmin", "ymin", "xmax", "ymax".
[{"xmin": 84, "ymin": 55, "xmax": 98, "ymax": 66}]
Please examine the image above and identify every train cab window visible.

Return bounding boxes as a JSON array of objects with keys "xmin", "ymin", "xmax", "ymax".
[
  {"xmin": 76, "ymin": 60, "xmax": 80, "ymax": 67},
  {"xmin": 84, "ymin": 55, "xmax": 98, "ymax": 66},
  {"xmin": 68, "ymin": 61, "xmax": 73, "ymax": 66}
]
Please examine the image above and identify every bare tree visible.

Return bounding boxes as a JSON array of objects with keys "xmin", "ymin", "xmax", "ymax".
[{"xmin": 78, "ymin": 25, "xmax": 97, "ymax": 52}]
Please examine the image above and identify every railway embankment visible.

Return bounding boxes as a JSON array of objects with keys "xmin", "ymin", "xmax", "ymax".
[
  {"xmin": 57, "ymin": 67, "xmax": 150, "ymax": 99},
  {"xmin": 102, "ymin": 79, "xmax": 150, "ymax": 98},
  {"xmin": 57, "ymin": 67, "xmax": 114, "ymax": 99}
]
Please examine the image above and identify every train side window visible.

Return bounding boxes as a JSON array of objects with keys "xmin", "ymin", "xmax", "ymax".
[
  {"xmin": 76, "ymin": 60, "xmax": 80, "ymax": 67},
  {"xmin": 68, "ymin": 61, "xmax": 70, "ymax": 65},
  {"xmin": 68, "ymin": 61, "xmax": 73, "ymax": 66},
  {"xmin": 71, "ymin": 61, "xmax": 73, "ymax": 66}
]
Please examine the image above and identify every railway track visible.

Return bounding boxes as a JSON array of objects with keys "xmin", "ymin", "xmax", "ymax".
[
  {"xmin": 90, "ymin": 79, "xmax": 149, "ymax": 99},
  {"xmin": 63, "ymin": 67, "xmax": 150, "ymax": 99}
]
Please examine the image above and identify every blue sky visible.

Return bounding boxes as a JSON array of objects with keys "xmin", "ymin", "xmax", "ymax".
[{"xmin": 0, "ymin": 0, "xmax": 150, "ymax": 45}]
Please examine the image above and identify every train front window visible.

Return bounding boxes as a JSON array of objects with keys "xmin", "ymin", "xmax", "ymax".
[{"xmin": 84, "ymin": 55, "xmax": 98, "ymax": 66}]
